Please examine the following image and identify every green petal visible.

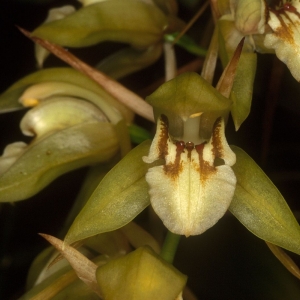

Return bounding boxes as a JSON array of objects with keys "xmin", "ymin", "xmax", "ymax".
[
  {"xmin": 229, "ymin": 146, "xmax": 300, "ymax": 255},
  {"xmin": 65, "ymin": 140, "xmax": 160, "ymax": 244},
  {"xmin": 230, "ymin": 52, "xmax": 257, "ymax": 130},
  {"xmin": 96, "ymin": 246, "xmax": 187, "ymax": 300},
  {"xmin": 0, "ymin": 68, "xmax": 133, "ymax": 122},
  {"xmin": 32, "ymin": 0, "xmax": 168, "ymax": 48},
  {"xmin": 0, "ymin": 122, "xmax": 118, "ymax": 202}
]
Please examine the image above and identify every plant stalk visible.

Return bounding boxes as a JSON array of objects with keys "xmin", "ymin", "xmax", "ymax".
[{"xmin": 160, "ymin": 231, "xmax": 181, "ymax": 264}]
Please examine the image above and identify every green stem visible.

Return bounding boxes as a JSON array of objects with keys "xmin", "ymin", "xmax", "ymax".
[{"xmin": 160, "ymin": 231, "xmax": 181, "ymax": 264}]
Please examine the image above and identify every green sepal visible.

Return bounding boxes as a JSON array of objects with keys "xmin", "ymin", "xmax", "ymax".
[
  {"xmin": 146, "ymin": 72, "xmax": 231, "ymax": 137},
  {"xmin": 0, "ymin": 122, "xmax": 119, "ymax": 202},
  {"xmin": 229, "ymin": 146, "xmax": 300, "ymax": 255},
  {"xmin": 230, "ymin": 52, "xmax": 257, "ymax": 130},
  {"xmin": 32, "ymin": 0, "xmax": 168, "ymax": 49},
  {"xmin": 65, "ymin": 140, "xmax": 160, "ymax": 244},
  {"xmin": 217, "ymin": 21, "xmax": 257, "ymax": 130},
  {"xmin": 96, "ymin": 246, "xmax": 187, "ymax": 300}
]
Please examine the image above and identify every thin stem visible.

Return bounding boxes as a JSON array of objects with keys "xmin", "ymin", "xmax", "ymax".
[
  {"xmin": 160, "ymin": 231, "xmax": 181, "ymax": 264},
  {"xmin": 171, "ymin": 0, "xmax": 210, "ymax": 46},
  {"xmin": 163, "ymin": 42, "xmax": 177, "ymax": 82}
]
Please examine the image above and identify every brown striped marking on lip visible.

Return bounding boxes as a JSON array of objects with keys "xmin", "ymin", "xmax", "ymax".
[{"xmin": 159, "ymin": 115, "xmax": 221, "ymax": 183}]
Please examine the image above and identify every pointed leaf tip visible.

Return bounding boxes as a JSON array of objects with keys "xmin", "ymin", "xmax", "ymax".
[{"xmin": 230, "ymin": 146, "xmax": 300, "ymax": 255}]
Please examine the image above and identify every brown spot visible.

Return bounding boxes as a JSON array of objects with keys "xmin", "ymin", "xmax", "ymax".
[
  {"xmin": 283, "ymin": 3, "xmax": 297, "ymax": 13},
  {"xmin": 176, "ymin": 141, "xmax": 185, "ymax": 151}
]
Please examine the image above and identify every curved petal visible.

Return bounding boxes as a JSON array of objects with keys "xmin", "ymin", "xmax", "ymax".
[
  {"xmin": 0, "ymin": 122, "xmax": 118, "ymax": 202},
  {"xmin": 0, "ymin": 68, "xmax": 134, "ymax": 122},
  {"xmin": 20, "ymin": 97, "xmax": 108, "ymax": 137},
  {"xmin": 19, "ymin": 82, "xmax": 123, "ymax": 125}
]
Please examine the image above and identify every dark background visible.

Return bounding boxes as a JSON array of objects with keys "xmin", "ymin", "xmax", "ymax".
[{"xmin": 0, "ymin": 0, "xmax": 300, "ymax": 299}]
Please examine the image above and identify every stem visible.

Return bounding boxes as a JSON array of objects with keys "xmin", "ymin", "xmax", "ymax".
[
  {"xmin": 160, "ymin": 231, "xmax": 181, "ymax": 264},
  {"xmin": 163, "ymin": 42, "xmax": 177, "ymax": 82}
]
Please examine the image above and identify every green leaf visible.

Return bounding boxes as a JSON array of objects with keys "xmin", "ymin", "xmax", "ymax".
[
  {"xmin": 32, "ymin": 0, "xmax": 169, "ymax": 49},
  {"xmin": 65, "ymin": 140, "xmax": 160, "ymax": 244},
  {"xmin": 164, "ymin": 32, "xmax": 207, "ymax": 57},
  {"xmin": 0, "ymin": 122, "xmax": 119, "ymax": 202},
  {"xmin": 0, "ymin": 68, "xmax": 133, "ymax": 122},
  {"xmin": 229, "ymin": 146, "xmax": 300, "ymax": 255},
  {"xmin": 96, "ymin": 246, "xmax": 187, "ymax": 300}
]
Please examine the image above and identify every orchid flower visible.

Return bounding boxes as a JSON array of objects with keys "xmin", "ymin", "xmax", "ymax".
[
  {"xmin": 216, "ymin": 0, "xmax": 300, "ymax": 82},
  {"xmin": 60, "ymin": 45, "xmax": 300, "ymax": 283},
  {"xmin": 264, "ymin": 0, "xmax": 300, "ymax": 81},
  {"xmin": 142, "ymin": 71, "xmax": 236, "ymax": 236}
]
